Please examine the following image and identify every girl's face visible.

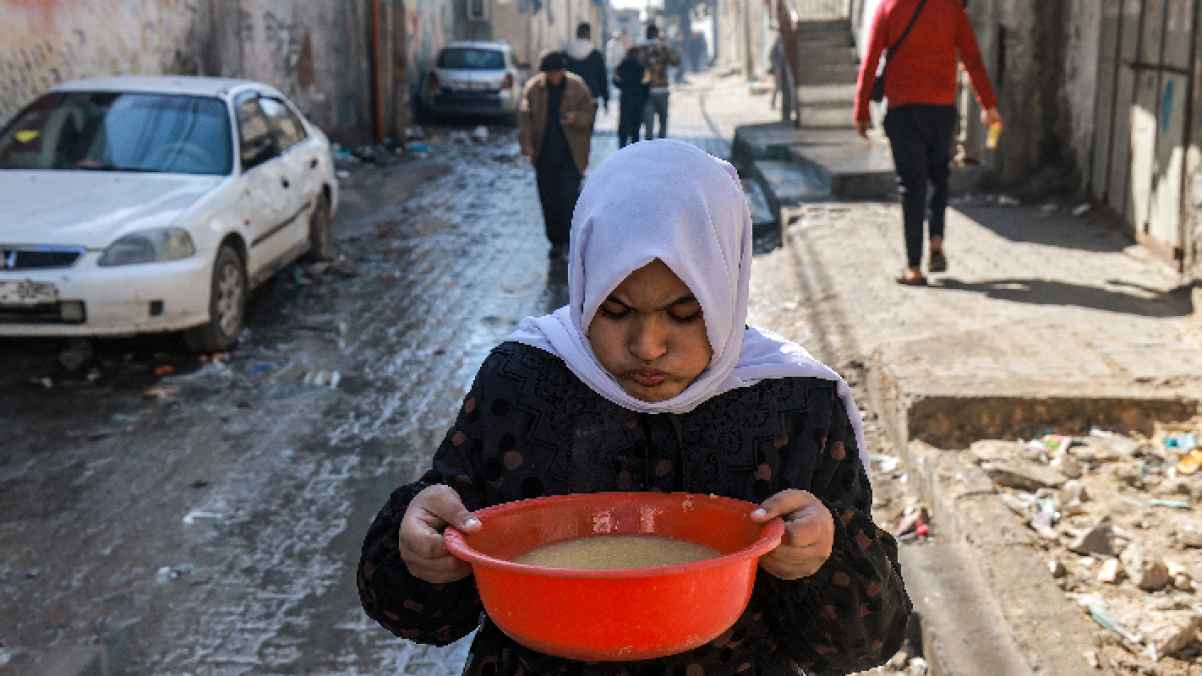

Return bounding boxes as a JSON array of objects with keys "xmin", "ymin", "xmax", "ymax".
[{"xmin": 587, "ymin": 260, "xmax": 713, "ymax": 402}]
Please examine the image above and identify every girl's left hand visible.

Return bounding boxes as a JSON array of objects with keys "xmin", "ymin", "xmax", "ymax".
[{"xmin": 750, "ymin": 489, "xmax": 834, "ymax": 580}]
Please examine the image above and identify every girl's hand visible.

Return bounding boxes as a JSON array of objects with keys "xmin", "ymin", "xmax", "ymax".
[
  {"xmin": 750, "ymin": 489, "xmax": 834, "ymax": 580},
  {"xmin": 399, "ymin": 485, "xmax": 482, "ymax": 583}
]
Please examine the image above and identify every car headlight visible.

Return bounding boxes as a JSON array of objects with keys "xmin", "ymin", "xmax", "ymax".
[{"xmin": 99, "ymin": 228, "xmax": 196, "ymax": 266}]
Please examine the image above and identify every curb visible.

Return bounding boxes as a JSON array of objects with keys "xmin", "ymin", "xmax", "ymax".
[{"xmin": 868, "ymin": 356, "xmax": 1158, "ymax": 675}]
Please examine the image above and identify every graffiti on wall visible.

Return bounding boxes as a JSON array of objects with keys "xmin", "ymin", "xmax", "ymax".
[{"xmin": 0, "ymin": 0, "xmax": 209, "ymax": 122}]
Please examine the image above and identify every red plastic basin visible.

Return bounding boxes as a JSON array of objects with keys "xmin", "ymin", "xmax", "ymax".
[{"xmin": 444, "ymin": 491, "xmax": 784, "ymax": 662}]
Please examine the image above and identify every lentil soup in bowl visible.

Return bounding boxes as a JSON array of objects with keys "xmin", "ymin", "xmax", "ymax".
[{"xmin": 444, "ymin": 492, "xmax": 785, "ymax": 661}]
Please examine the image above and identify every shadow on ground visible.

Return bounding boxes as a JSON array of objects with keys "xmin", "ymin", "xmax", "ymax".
[{"xmin": 931, "ymin": 277, "xmax": 1196, "ymax": 317}]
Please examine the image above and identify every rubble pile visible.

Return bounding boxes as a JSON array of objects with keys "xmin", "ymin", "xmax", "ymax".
[{"xmin": 969, "ymin": 425, "xmax": 1202, "ymax": 672}]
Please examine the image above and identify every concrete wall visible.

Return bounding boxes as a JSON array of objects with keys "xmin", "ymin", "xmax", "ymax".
[
  {"xmin": 459, "ymin": 0, "xmax": 604, "ymax": 67},
  {"xmin": 0, "ymin": 0, "xmax": 448, "ymax": 144},
  {"xmin": 713, "ymin": 0, "xmax": 772, "ymax": 77},
  {"xmin": 0, "ymin": 0, "xmax": 216, "ymax": 124}
]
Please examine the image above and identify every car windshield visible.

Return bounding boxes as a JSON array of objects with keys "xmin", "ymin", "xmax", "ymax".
[
  {"xmin": 438, "ymin": 48, "xmax": 505, "ymax": 70},
  {"xmin": 0, "ymin": 91, "xmax": 233, "ymax": 175}
]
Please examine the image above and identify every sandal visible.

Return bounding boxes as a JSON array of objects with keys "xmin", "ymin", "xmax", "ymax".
[
  {"xmin": 928, "ymin": 250, "xmax": 948, "ymax": 273},
  {"xmin": 895, "ymin": 272, "xmax": 928, "ymax": 286}
]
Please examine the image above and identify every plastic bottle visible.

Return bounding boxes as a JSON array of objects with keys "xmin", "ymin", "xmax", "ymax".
[{"xmin": 986, "ymin": 121, "xmax": 1004, "ymax": 150}]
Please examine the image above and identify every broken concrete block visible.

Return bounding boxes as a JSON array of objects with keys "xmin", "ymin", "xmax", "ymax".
[
  {"xmin": 1070, "ymin": 523, "xmax": 1117, "ymax": 557},
  {"xmin": 1051, "ymin": 453, "xmax": 1083, "ymax": 479},
  {"xmin": 1048, "ymin": 558, "xmax": 1067, "ymax": 578},
  {"xmin": 970, "ymin": 439, "xmax": 1020, "ymax": 464},
  {"xmin": 1097, "ymin": 558, "xmax": 1122, "ymax": 584},
  {"xmin": 981, "ymin": 460, "xmax": 1067, "ymax": 491},
  {"xmin": 1177, "ymin": 524, "xmax": 1202, "ymax": 549},
  {"xmin": 1121, "ymin": 546, "xmax": 1170, "ymax": 592},
  {"xmin": 1138, "ymin": 611, "xmax": 1202, "ymax": 660}
]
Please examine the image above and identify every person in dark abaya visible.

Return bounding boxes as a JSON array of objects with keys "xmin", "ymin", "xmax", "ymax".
[
  {"xmin": 517, "ymin": 50, "xmax": 597, "ymax": 253},
  {"xmin": 358, "ymin": 140, "xmax": 912, "ymax": 675}
]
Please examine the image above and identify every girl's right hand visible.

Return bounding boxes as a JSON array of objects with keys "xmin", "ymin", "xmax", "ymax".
[{"xmin": 399, "ymin": 485, "xmax": 482, "ymax": 583}]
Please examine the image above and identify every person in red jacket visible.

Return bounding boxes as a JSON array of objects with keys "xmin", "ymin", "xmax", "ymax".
[{"xmin": 854, "ymin": 0, "xmax": 1002, "ymax": 285}]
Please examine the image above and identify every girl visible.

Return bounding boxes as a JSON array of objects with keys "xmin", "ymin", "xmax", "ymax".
[{"xmin": 359, "ymin": 140, "xmax": 911, "ymax": 675}]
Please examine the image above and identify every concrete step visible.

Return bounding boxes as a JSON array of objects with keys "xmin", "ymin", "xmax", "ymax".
[
  {"xmin": 748, "ymin": 159, "xmax": 833, "ymax": 232},
  {"xmin": 794, "ymin": 104, "xmax": 856, "ymax": 129},
  {"xmin": 794, "ymin": 19, "xmax": 852, "ymax": 35},
  {"xmin": 795, "ymin": 63, "xmax": 860, "ymax": 86},
  {"xmin": 798, "ymin": 83, "xmax": 858, "ymax": 104},
  {"xmin": 795, "ymin": 46, "xmax": 858, "ymax": 67},
  {"xmin": 742, "ymin": 178, "xmax": 778, "ymax": 238}
]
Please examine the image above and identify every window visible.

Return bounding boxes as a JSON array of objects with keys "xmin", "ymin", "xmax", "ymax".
[
  {"xmin": 258, "ymin": 97, "xmax": 308, "ymax": 151},
  {"xmin": 467, "ymin": 0, "xmax": 489, "ymax": 22},
  {"xmin": 0, "ymin": 92, "xmax": 233, "ymax": 175},
  {"xmin": 437, "ymin": 48, "xmax": 504, "ymax": 70},
  {"xmin": 236, "ymin": 96, "xmax": 277, "ymax": 170}
]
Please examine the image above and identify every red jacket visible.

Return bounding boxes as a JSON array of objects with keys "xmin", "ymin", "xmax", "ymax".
[{"xmin": 854, "ymin": 0, "xmax": 998, "ymax": 122}]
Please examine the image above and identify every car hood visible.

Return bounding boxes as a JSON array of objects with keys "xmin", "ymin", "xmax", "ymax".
[{"xmin": 0, "ymin": 171, "xmax": 224, "ymax": 248}]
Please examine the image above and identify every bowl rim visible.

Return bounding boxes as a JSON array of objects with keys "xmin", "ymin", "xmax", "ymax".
[{"xmin": 444, "ymin": 491, "xmax": 785, "ymax": 580}]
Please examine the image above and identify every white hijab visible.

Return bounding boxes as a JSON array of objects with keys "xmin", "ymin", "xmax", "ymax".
[{"xmin": 510, "ymin": 140, "xmax": 869, "ymax": 471}]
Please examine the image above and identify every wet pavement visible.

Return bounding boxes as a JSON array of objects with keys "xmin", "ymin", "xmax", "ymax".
[{"xmin": 0, "ymin": 124, "xmax": 564, "ymax": 674}]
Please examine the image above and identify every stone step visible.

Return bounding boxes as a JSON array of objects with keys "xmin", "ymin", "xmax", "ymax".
[
  {"xmin": 795, "ymin": 63, "xmax": 861, "ymax": 86},
  {"xmin": 794, "ymin": 19, "xmax": 852, "ymax": 35},
  {"xmin": 794, "ymin": 104, "xmax": 856, "ymax": 128},
  {"xmin": 795, "ymin": 46, "xmax": 858, "ymax": 67},
  {"xmin": 749, "ymin": 159, "xmax": 833, "ymax": 231},
  {"xmin": 798, "ymin": 83, "xmax": 858, "ymax": 104}
]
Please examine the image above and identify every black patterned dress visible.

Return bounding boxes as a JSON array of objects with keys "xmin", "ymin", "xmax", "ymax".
[{"xmin": 358, "ymin": 342, "xmax": 911, "ymax": 675}]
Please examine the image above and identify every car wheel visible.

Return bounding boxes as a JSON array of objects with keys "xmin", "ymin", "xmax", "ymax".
[
  {"xmin": 184, "ymin": 244, "xmax": 246, "ymax": 353},
  {"xmin": 302, "ymin": 195, "xmax": 333, "ymax": 262}
]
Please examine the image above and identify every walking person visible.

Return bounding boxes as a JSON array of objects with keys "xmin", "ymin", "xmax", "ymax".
[
  {"xmin": 604, "ymin": 30, "xmax": 628, "ymax": 72},
  {"xmin": 637, "ymin": 24, "xmax": 680, "ymax": 140},
  {"xmin": 612, "ymin": 48, "xmax": 648, "ymax": 148},
  {"xmin": 519, "ymin": 51, "xmax": 597, "ymax": 253},
  {"xmin": 564, "ymin": 22, "xmax": 610, "ymax": 123},
  {"xmin": 854, "ymin": 0, "xmax": 1002, "ymax": 286}
]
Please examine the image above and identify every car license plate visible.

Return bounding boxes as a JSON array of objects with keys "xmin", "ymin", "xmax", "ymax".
[{"xmin": 0, "ymin": 280, "xmax": 58, "ymax": 306}]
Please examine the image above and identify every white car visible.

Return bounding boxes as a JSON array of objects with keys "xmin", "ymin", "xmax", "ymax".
[
  {"xmin": 418, "ymin": 41, "xmax": 524, "ymax": 121},
  {"xmin": 0, "ymin": 75, "xmax": 339, "ymax": 351}
]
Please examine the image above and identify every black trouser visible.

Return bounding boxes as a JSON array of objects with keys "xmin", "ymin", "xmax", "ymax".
[
  {"xmin": 535, "ymin": 159, "xmax": 582, "ymax": 246},
  {"xmin": 884, "ymin": 105, "xmax": 956, "ymax": 269},
  {"xmin": 618, "ymin": 100, "xmax": 645, "ymax": 147}
]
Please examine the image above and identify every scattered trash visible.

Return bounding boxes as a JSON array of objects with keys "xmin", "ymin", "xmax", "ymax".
[
  {"xmin": 873, "ymin": 454, "xmax": 901, "ymax": 473},
  {"xmin": 189, "ymin": 479, "xmax": 209, "ymax": 489},
  {"xmin": 405, "ymin": 126, "xmax": 426, "ymax": 141},
  {"xmin": 336, "ymin": 170, "xmax": 350, "ymax": 179},
  {"xmin": 246, "ymin": 362, "xmax": 277, "ymax": 378},
  {"xmin": 472, "ymin": 125, "xmax": 490, "ymax": 143},
  {"xmin": 111, "ymin": 413, "xmax": 141, "ymax": 426},
  {"xmin": 1120, "ymin": 495, "xmax": 1192, "ymax": 510},
  {"xmin": 409, "ymin": 143, "xmax": 430, "ymax": 159},
  {"xmin": 35, "ymin": 376, "xmax": 53, "ymax": 389},
  {"xmin": 182, "ymin": 510, "xmax": 222, "ymax": 525},
  {"xmin": 998, "ymin": 195, "xmax": 1021, "ymax": 207},
  {"xmin": 1040, "ymin": 202, "xmax": 1060, "ymax": 214},
  {"xmin": 329, "ymin": 256, "xmax": 360, "ymax": 278},
  {"xmin": 143, "ymin": 386, "xmax": 178, "ymax": 401},
  {"xmin": 155, "ymin": 564, "xmax": 195, "ymax": 583},
  {"xmin": 302, "ymin": 369, "xmax": 341, "ymax": 389},
  {"xmin": 292, "ymin": 267, "xmax": 311, "ymax": 286},
  {"xmin": 449, "ymin": 130, "xmax": 471, "ymax": 144},
  {"xmin": 153, "ymin": 364, "xmax": 175, "ymax": 377},
  {"xmin": 1072, "ymin": 203, "xmax": 1093, "ymax": 217},
  {"xmin": 1163, "ymin": 432, "xmax": 1197, "ymax": 453},
  {"xmin": 58, "ymin": 338, "xmax": 94, "ymax": 371},
  {"xmin": 1077, "ymin": 595, "xmax": 1143, "ymax": 648},
  {"xmin": 1178, "ymin": 449, "xmax": 1202, "ymax": 475}
]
